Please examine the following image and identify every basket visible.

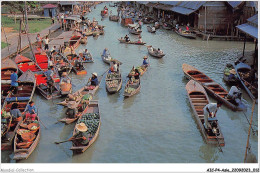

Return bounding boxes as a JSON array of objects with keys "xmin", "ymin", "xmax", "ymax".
[
  {"xmin": 27, "ymin": 123, "xmax": 40, "ymax": 132},
  {"xmin": 21, "ymin": 132, "xmax": 36, "ymax": 142}
]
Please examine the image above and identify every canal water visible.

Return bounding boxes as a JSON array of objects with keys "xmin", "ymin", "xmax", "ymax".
[{"xmin": 2, "ymin": 3, "xmax": 258, "ymax": 163}]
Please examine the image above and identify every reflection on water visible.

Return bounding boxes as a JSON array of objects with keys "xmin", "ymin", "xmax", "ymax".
[{"xmin": 2, "ymin": 2, "xmax": 257, "ymax": 163}]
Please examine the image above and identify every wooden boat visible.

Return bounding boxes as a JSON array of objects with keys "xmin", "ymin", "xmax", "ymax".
[
  {"xmin": 185, "ymin": 80, "xmax": 225, "ymax": 146},
  {"xmin": 70, "ymin": 100, "xmax": 100, "ymax": 153},
  {"xmin": 66, "ymin": 54, "xmax": 87, "ymax": 75},
  {"xmin": 147, "ymin": 46, "xmax": 165, "ymax": 58},
  {"xmin": 101, "ymin": 55, "xmax": 112, "ymax": 65},
  {"xmin": 223, "ymin": 63, "xmax": 238, "ymax": 85},
  {"xmin": 57, "ymin": 75, "xmax": 103, "ymax": 107},
  {"xmin": 1, "ymin": 58, "xmax": 18, "ymax": 100},
  {"xmin": 143, "ymin": 17, "xmax": 154, "ymax": 24},
  {"xmin": 129, "ymin": 65, "xmax": 148, "ymax": 76},
  {"xmin": 68, "ymin": 33, "xmax": 82, "ymax": 50},
  {"xmin": 128, "ymin": 27, "xmax": 142, "ymax": 35},
  {"xmin": 14, "ymin": 55, "xmax": 61, "ymax": 100},
  {"xmin": 78, "ymin": 53, "xmax": 94, "ymax": 63},
  {"xmin": 175, "ymin": 30, "xmax": 196, "ymax": 39},
  {"xmin": 124, "ymin": 78, "xmax": 141, "ymax": 97},
  {"xmin": 13, "ymin": 116, "xmax": 41, "ymax": 160},
  {"xmin": 1, "ymin": 70, "xmax": 36, "ymax": 150},
  {"xmin": 147, "ymin": 26, "xmax": 156, "ymax": 33},
  {"xmin": 118, "ymin": 38, "xmax": 146, "ymax": 45},
  {"xmin": 162, "ymin": 23, "xmax": 173, "ymax": 30},
  {"xmin": 60, "ymin": 81, "xmax": 72, "ymax": 96},
  {"xmin": 109, "ymin": 15, "xmax": 119, "ymax": 22},
  {"xmin": 52, "ymin": 53, "xmax": 73, "ymax": 76},
  {"xmin": 80, "ymin": 36, "xmax": 88, "ymax": 44},
  {"xmin": 105, "ymin": 70, "xmax": 122, "ymax": 94},
  {"xmin": 235, "ymin": 62, "xmax": 258, "ymax": 102},
  {"xmin": 182, "ymin": 63, "xmax": 247, "ymax": 111}
]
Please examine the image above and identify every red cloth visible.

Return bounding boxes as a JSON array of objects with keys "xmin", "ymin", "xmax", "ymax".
[{"xmin": 26, "ymin": 113, "xmax": 36, "ymax": 121}]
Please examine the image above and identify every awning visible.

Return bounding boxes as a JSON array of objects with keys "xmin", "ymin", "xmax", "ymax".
[
  {"xmin": 155, "ymin": 4, "xmax": 173, "ymax": 11},
  {"xmin": 236, "ymin": 23, "xmax": 258, "ymax": 39},
  {"xmin": 171, "ymin": 1, "xmax": 206, "ymax": 15},
  {"xmin": 170, "ymin": 6, "xmax": 195, "ymax": 15}
]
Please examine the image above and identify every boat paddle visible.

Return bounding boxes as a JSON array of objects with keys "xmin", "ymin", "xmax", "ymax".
[
  {"xmin": 37, "ymin": 108, "xmax": 47, "ymax": 129},
  {"xmin": 54, "ymin": 136, "xmax": 85, "ymax": 144}
]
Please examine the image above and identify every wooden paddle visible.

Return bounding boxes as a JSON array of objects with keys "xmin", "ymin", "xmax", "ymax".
[{"xmin": 54, "ymin": 136, "xmax": 84, "ymax": 144}]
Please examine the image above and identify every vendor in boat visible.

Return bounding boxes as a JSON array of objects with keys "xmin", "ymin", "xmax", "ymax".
[
  {"xmin": 10, "ymin": 103, "xmax": 22, "ymax": 120},
  {"xmin": 142, "ymin": 56, "xmax": 149, "ymax": 67},
  {"xmin": 129, "ymin": 68, "xmax": 140, "ymax": 83},
  {"xmin": 228, "ymin": 69, "xmax": 237, "ymax": 81},
  {"xmin": 82, "ymin": 49, "xmax": 92, "ymax": 61},
  {"xmin": 66, "ymin": 101, "xmax": 78, "ymax": 119},
  {"xmin": 48, "ymin": 57, "xmax": 55, "ymax": 68},
  {"xmin": 10, "ymin": 69, "xmax": 20, "ymax": 94},
  {"xmin": 203, "ymin": 102, "xmax": 222, "ymax": 131},
  {"xmin": 44, "ymin": 67, "xmax": 54, "ymax": 91},
  {"xmin": 110, "ymin": 62, "xmax": 118, "ymax": 73},
  {"xmin": 227, "ymin": 85, "xmax": 242, "ymax": 105},
  {"xmin": 157, "ymin": 48, "xmax": 163, "ymax": 54},
  {"xmin": 102, "ymin": 48, "xmax": 110, "ymax": 57},
  {"xmin": 72, "ymin": 123, "xmax": 90, "ymax": 146},
  {"xmin": 60, "ymin": 72, "xmax": 71, "ymax": 84},
  {"xmin": 186, "ymin": 25, "xmax": 189, "ymax": 31},
  {"xmin": 124, "ymin": 35, "xmax": 130, "ymax": 42},
  {"xmin": 23, "ymin": 101, "xmax": 37, "ymax": 121},
  {"xmin": 75, "ymin": 56, "xmax": 84, "ymax": 70},
  {"xmin": 88, "ymin": 72, "xmax": 99, "ymax": 86}
]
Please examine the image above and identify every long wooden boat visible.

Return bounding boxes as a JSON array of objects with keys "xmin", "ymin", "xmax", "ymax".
[
  {"xmin": 13, "ymin": 116, "xmax": 41, "ymax": 160},
  {"xmin": 118, "ymin": 38, "xmax": 146, "ymax": 45},
  {"xmin": 185, "ymin": 80, "xmax": 225, "ymax": 146},
  {"xmin": 182, "ymin": 63, "xmax": 247, "ymax": 111},
  {"xmin": 109, "ymin": 15, "xmax": 119, "ymax": 22},
  {"xmin": 147, "ymin": 46, "xmax": 165, "ymax": 58},
  {"xmin": 70, "ymin": 100, "xmax": 100, "ymax": 153},
  {"xmin": 69, "ymin": 33, "xmax": 82, "ymax": 50},
  {"xmin": 53, "ymin": 52, "xmax": 73, "ymax": 76},
  {"xmin": 57, "ymin": 75, "xmax": 103, "ymax": 107},
  {"xmin": 175, "ymin": 30, "xmax": 196, "ymax": 39},
  {"xmin": 129, "ymin": 65, "xmax": 148, "ymax": 76},
  {"xmin": 14, "ymin": 55, "xmax": 61, "ymax": 100},
  {"xmin": 223, "ymin": 63, "xmax": 238, "ymax": 85},
  {"xmin": 147, "ymin": 26, "xmax": 156, "ymax": 33},
  {"xmin": 235, "ymin": 62, "xmax": 258, "ymax": 102},
  {"xmin": 105, "ymin": 69, "xmax": 122, "ymax": 94},
  {"xmin": 124, "ymin": 78, "xmax": 141, "ymax": 97},
  {"xmin": 1, "ymin": 70, "xmax": 36, "ymax": 150},
  {"xmin": 66, "ymin": 54, "xmax": 87, "ymax": 75},
  {"xmin": 78, "ymin": 53, "xmax": 94, "ymax": 63},
  {"xmin": 101, "ymin": 55, "xmax": 112, "ymax": 65},
  {"xmin": 1, "ymin": 58, "xmax": 18, "ymax": 101},
  {"xmin": 128, "ymin": 27, "xmax": 142, "ymax": 35},
  {"xmin": 162, "ymin": 23, "xmax": 173, "ymax": 30}
]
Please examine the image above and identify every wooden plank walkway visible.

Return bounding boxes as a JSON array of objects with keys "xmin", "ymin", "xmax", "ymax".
[{"xmin": 1, "ymin": 23, "xmax": 61, "ymax": 60}]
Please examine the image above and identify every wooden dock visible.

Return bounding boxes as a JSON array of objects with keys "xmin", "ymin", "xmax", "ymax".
[
  {"xmin": 1, "ymin": 23, "xmax": 61, "ymax": 60},
  {"xmin": 194, "ymin": 30, "xmax": 243, "ymax": 41},
  {"xmin": 48, "ymin": 31, "xmax": 74, "ymax": 48}
]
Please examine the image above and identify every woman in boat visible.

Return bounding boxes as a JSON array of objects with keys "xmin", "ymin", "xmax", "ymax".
[
  {"xmin": 89, "ymin": 72, "xmax": 99, "ymax": 86},
  {"xmin": 60, "ymin": 72, "xmax": 71, "ymax": 85},
  {"xmin": 66, "ymin": 101, "xmax": 78, "ymax": 119},
  {"xmin": 75, "ymin": 56, "xmax": 84, "ymax": 71},
  {"xmin": 10, "ymin": 103, "xmax": 22, "ymax": 120},
  {"xmin": 72, "ymin": 123, "xmax": 89, "ymax": 145},
  {"xmin": 82, "ymin": 49, "xmax": 91, "ymax": 61},
  {"xmin": 203, "ymin": 102, "xmax": 222, "ymax": 131},
  {"xmin": 124, "ymin": 35, "xmax": 130, "ymax": 42},
  {"xmin": 142, "ymin": 56, "xmax": 149, "ymax": 67},
  {"xmin": 129, "ymin": 69, "xmax": 140, "ymax": 84},
  {"xmin": 10, "ymin": 69, "xmax": 19, "ymax": 94},
  {"xmin": 23, "ymin": 101, "xmax": 37, "ymax": 121}
]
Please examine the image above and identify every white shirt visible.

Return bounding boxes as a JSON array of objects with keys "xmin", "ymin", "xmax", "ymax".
[
  {"xmin": 203, "ymin": 103, "xmax": 218, "ymax": 115},
  {"xmin": 43, "ymin": 38, "xmax": 49, "ymax": 44},
  {"xmin": 228, "ymin": 86, "xmax": 239, "ymax": 96},
  {"xmin": 113, "ymin": 64, "xmax": 118, "ymax": 71}
]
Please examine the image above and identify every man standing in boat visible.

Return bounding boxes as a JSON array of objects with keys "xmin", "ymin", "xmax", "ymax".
[
  {"xmin": 203, "ymin": 102, "xmax": 222, "ymax": 131},
  {"xmin": 10, "ymin": 69, "xmax": 19, "ymax": 94},
  {"xmin": 45, "ymin": 67, "xmax": 55, "ymax": 93}
]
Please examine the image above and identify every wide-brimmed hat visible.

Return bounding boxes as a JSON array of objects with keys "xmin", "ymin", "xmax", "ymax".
[
  {"xmin": 143, "ymin": 56, "xmax": 148, "ymax": 59},
  {"xmin": 229, "ymin": 69, "xmax": 236, "ymax": 75},
  {"xmin": 67, "ymin": 101, "xmax": 78, "ymax": 109},
  {"xmin": 92, "ymin": 72, "xmax": 97, "ymax": 77},
  {"xmin": 62, "ymin": 72, "xmax": 67, "ymax": 76},
  {"xmin": 76, "ymin": 123, "xmax": 88, "ymax": 132}
]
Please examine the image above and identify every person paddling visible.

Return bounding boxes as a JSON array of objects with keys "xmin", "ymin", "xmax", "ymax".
[
  {"xmin": 142, "ymin": 56, "xmax": 149, "ymax": 67},
  {"xmin": 23, "ymin": 101, "xmax": 37, "ymax": 121},
  {"xmin": 71, "ymin": 123, "xmax": 90, "ymax": 146},
  {"xmin": 88, "ymin": 72, "xmax": 98, "ymax": 86}
]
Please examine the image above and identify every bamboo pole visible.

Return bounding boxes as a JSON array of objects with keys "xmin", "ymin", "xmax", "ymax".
[{"xmin": 244, "ymin": 100, "xmax": 256, "ymax": 163}]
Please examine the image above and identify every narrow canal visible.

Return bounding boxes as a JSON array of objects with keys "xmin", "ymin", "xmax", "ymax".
[{"xmin": 2, "ymin": 2, "xmax": 258, "ymax": 163}]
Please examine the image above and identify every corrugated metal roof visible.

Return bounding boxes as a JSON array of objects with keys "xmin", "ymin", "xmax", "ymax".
[
  {"xmin": 227, "ymin": 1, "xmax": 243, "ymax": 8},
  {"xmin": 236, "ymin": 23, "xmax": 258, "ymax": 39},
  {"xmin": 137, "ymin": 1, "xmax": 149, "ymax": 5},
  {"xmin": 160, "ymin": 1, "xmax": 180, "ymax": 6},
  {"xmin": 171, "ymin": 1, "xmax": 206, "ymax": 15}
]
